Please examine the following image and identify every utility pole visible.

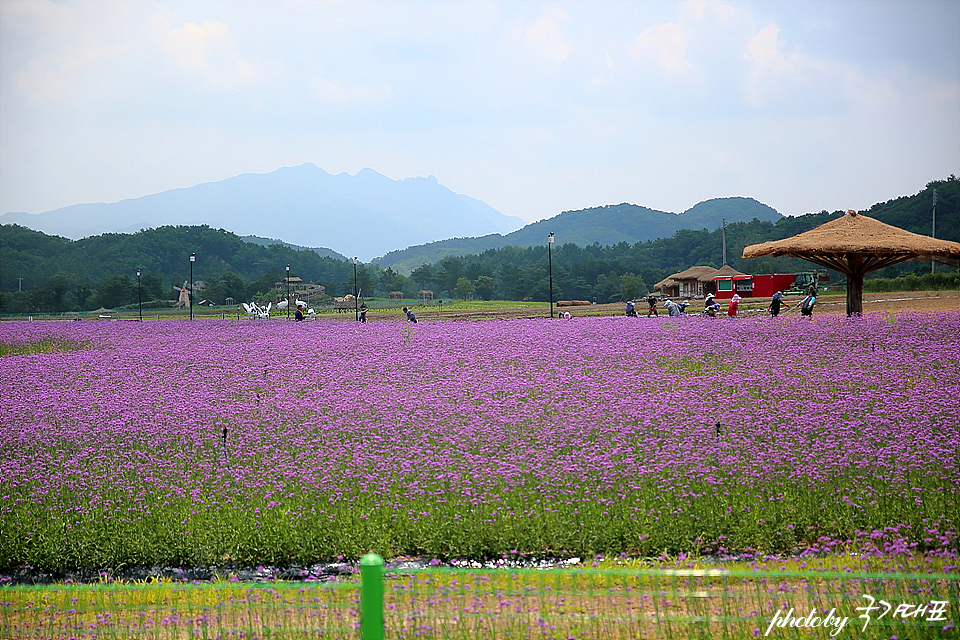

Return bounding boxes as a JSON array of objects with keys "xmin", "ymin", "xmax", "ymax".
[
  {"xmin": 932, "ymin": 189, "xmax": 937, "ymax": 274},
  {"xmin": 548, "ymin": 232, "xmax": 555, "ymax": 319},
  {"xmin": 189, "ymin": 253, "xmax": 196, "ymax": 320},
  {"xmin": 721, "ymin": 218, "xmax": 727, "ymax": 266},
  {"xmin": 353, "ymin": 258, "xmax": 359, "ymax": 322},
  {"xmin": 17, "ymin": 277, "xmax": 23, "ymax": 292}
]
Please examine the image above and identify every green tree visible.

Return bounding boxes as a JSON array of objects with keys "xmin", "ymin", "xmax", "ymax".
[
  {"xmin": 474, "ymin": 275, "xmax": 497, "ymax": 300},
  {"xmin": 93, "ymin": 274, "xmax": 133, "ymax": 308},
  {"xmin": 594, "ymin": 273, "xmax": 620, "ymax": 303},
  {"xmin": 410, "ymin": 264, "xmax": 435, "ymax": 290},
  {"xmin": 498, "ymin": 263, "xmax": 525, "ymax": 300},
  {"xmin": 621, "ymin": 272, "xmax": 646, "ymax": 301},
  {"xmin": 246, "ymin": 268, "xmax": 282, "ymax": 299},
  {"xmin": 344, "ymin": 264, "xmax": 376, "ymax": 298},
  {"xmin": 454, "ymin": 277, "xmax": 476, "ymax": 300},
  {"xmin": 140, "ymin": 273, "xmax": 165, "ymax": 301},
  {"xmin": 435, "ymin": 258, "xmax": 464, "ymax": 296},
  {"xmin": 40, "ymin": 272, "xmax": 75, "ymax": 311}
]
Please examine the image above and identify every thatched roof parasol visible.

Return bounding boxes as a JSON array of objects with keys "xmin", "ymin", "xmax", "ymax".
[
  {"xmin": 697, "ymin": 263, "xmax": 744, "ymax": 282},
  {"xmin": 742, "ymin": 211, "xmax": 960, "ymax": 315}
]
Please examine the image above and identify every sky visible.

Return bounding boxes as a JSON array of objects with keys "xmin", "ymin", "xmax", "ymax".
[{"xmin": 1, "ymin": 0, "xmax": 958, "ymax": 226}]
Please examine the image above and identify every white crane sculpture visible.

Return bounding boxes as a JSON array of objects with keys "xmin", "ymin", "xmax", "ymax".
[{"xmin": 241, "ymin": 301, "xmax": 272, "ymax": 319}]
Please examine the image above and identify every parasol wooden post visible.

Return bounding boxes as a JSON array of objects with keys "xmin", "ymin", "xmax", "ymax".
[
  {"xmin": 846, "ymin": 254, "xmax": 864, "ymax": 316},
  {"xmin": 846, "ymin": 272, "xmax": 864, "ymax": 316}
]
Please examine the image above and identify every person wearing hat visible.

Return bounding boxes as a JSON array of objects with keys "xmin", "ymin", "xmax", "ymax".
[
  {"xmin": 727, "ymin": 294, "xmax": 741, "ymax": 317},
  {"xmin": 663, "ymin": 299, "xmax": 682, "ymax": 317},
  {"xmin": 769, "ymin": 291, "xmax": 786, "ymax": 317}
]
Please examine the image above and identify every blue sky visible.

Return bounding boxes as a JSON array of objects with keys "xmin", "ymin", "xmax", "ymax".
[{"xmin": 1, "ymin": 0, "xmax": 958, "ymax": 225}]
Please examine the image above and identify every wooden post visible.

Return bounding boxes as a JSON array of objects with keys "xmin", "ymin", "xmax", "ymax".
[
  {"xmin": 846, "ymin": 254, "xmax": 864, "ymax": 316},
  {"xmin": 846, "ymin": 273, "xmax": 863, "ymax": 316}
]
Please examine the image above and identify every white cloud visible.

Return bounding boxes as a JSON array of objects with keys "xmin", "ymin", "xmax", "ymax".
[
  {"xmin": 148, "ymin": 13, "xmax": 257, "ymax": 86},
  {"xmin": 519, "ymin": 7, "xmax": 571, "ymax": 63},
  {"xmin": 631, "ymin": 22, "xmax": 693, "ymax": 73},
  {"xmin": 743, "ymin": 23, "xmax": 899, "ymax": 110},
  {"xmin": 8, "ymin": 0, "xmax": 132, "ymax": 103}
]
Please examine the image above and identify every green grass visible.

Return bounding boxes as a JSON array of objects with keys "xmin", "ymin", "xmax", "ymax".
[{"xmin": 0, "ymin": 337, "xmax": 89, "ymax": 358}]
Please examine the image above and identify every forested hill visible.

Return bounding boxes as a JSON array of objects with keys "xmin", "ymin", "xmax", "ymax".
[
  {"xmin": 1, "ymin": 177, "xmax": 955, "ymax": 312},
  {"xmin": 397, "ymin": 176, "xmax": 957, "ymax": 303},
  {"xmin": 374, "ymin": 196, "xmax": 781, "ymax": 272},
  {"xmin": 0, "ymin": 225, "xmax": 358, "ymax": 310}
]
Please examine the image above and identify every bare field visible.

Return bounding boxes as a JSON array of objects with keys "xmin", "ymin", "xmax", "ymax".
[{"xmin": 362, "ymin": 290, "xmax": 958, "ymax": 322}]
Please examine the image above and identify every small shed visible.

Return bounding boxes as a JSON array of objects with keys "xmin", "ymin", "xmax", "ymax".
[
  {"xmin": 388, "ymin": 291, "xmax": 404, "ymax": 300},
  {"xmin": 417, "ymin": 290, "xmax": 434, "ymax": 302}
]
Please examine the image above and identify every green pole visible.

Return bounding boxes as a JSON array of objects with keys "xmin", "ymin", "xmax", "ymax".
[{"xmin": 359, "ymin": 553, "xmax": 384, "ymax": 640}]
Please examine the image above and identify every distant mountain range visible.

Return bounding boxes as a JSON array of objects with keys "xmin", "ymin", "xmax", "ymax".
[
  {"xmin": 374, "ymin": 197, "xmax": 782, "ymax": 272},
  {"xmin": 0, "ymin": 164, "xmax": 526, "ymax": 262}
]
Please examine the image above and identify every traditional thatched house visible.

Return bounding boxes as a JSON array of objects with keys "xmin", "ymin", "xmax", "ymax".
[
  {"xmin": 743, "ymin": 210, "xmax": 960, "ymax": 315},
  {"xmin": 652, "ymin": 276, "xmax": 679, "ymax": 298},
  {"xmin": 655, "ymin": 266, "xmax": 718, "ymax": 298}
]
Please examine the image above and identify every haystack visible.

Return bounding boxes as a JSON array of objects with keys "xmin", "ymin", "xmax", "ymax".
[{"xmin": 742, "ymin": 211, "xmax": 960, "ymax": 315}]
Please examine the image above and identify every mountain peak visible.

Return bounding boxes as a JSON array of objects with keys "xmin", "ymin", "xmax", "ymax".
[{"xmin": 0, "ymin": 165, "xmax": 523, "ymax": 261}]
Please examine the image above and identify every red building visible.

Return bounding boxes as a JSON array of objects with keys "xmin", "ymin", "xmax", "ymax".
[{"xmin": 713, "ymin": 273, "xmax": 796, "ymax": 299}]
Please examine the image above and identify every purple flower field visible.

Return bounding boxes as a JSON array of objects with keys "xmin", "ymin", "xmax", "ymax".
[{"xmin": 1, "ymin": 312, "xmax": 958, "ymax": 572}]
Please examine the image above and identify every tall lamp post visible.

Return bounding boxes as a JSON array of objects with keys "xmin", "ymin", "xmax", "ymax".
[
  {"xmin": 137, "ymin": 269, "xmax": 142, "ymax": 322},
  {"xmin": 286, "ymin": 264, "xmax": 291, "ymax": 320},
  {"xmin": 548, "ymin": 232, "xmax": 555, "ymax": 318},
  {"xmin": 189, "ymin": 253, "xmax": 196, "ymax": 320},
  {"xmin": 353, "ymin": 257, "xmax": 359, "ymax": 322}
]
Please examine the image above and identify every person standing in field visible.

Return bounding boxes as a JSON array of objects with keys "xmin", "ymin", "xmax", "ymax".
[
  {"xmin": 769, "ymin": 291, "xmax": 785, "ymax": 317},
  {"xmin": 727, "ymin": 294, "xmax": 741, "ymax": 317},
  {"xmin": 798, "ymin": 293, "xmax": 817, "ymax": 318}
]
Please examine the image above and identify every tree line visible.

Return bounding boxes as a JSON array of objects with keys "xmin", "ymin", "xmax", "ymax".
[{"xmin": 1, "ymin": 177, "xmax": 955, "ymax": 313}]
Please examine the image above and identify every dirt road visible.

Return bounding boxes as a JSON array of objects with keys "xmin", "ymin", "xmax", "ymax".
[{"xmin": 366, "ymin": 290, "xmax": 957, "ymax": 322}]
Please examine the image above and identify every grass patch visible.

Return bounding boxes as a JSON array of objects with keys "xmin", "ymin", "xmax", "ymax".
[{"xmin": 0, "ymin": 337, "xmax": 89, "ymax": 358}]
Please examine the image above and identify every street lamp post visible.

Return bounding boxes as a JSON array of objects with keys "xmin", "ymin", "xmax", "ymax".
[
  {"xmin": 548, "ymin": 232, "xmax": 555, "ymax": 318},
  {"xmin": 286, "ymin": 264, "xmax": 291, "ymax": 320},
  {"xmin": 137, "ymin": 269, "xmax": 142, "ymax": 322},
  {"xmin": 189, "ymin": 253, "xmax": 196, "ymax": 320},
  {"xmin": 353, "ymin": 258, "xmax": 359, "ymax": 322}
]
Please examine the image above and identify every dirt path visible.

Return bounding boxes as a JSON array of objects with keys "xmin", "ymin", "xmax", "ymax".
[{"xmin": 362, "ymin": 290, "xmax": 957, "ymax": 322}]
